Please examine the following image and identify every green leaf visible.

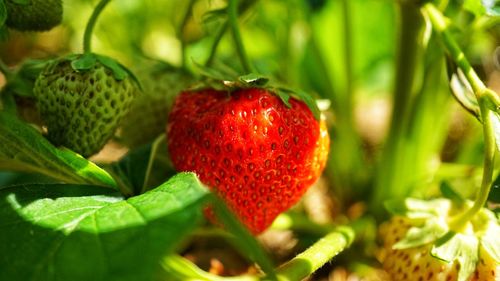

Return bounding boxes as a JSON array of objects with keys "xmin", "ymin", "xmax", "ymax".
[
  {"xmin": 71, "ymin": 53, "xmax": 98, "ymax": 71},
  {"xmin": 394, "ymin": 218, "xmax": 448, "ymax": 249},
  {"xmin": 211, "ymin": 195, "xmax": 276, "ymax": 279},
  {"xmin": 431, "ymin": 232, "xmax": 479, "ymax": 281},
  {"xmin": 0, "ymin": 173, "xmax": 210, "ymax": 281},
  {"xmin": 0, "ymin": 111, "xmax": 116, "ymax": 187},
  {"xmin": 0, "ymin": 0, "xmax": 7, "ymax": 27}
]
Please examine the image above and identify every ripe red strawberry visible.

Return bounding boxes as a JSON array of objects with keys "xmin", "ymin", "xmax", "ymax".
[
  {"xmin": 378, "ymin": 216, "xmax": 500, "ymax": 281},
  {"xmin": 167, "ymin": 87, "xmax": 329, "ymax": 234}
]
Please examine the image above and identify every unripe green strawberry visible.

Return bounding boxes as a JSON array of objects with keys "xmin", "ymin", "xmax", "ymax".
[
  {"xmin": 119, "ymin": 65, "xmax": 194, "ymax": 148},
  {"xmin": 379, "ymin": 215, "xmax": 499, "ymax": 281},
  {"xmin": 5, "ymin": 0, "xmax": 63, "ymax": 31},
  {"xmin": 34, "ymin": 55, "xmax": 137, "ymax": 157}
]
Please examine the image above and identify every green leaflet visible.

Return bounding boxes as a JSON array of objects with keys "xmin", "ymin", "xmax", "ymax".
[
  {"xmin": 0, "ymin": 173, "xmax": 210, "ymax": 281},
  {"xmin": 0, "ymin": 111, "xmax": 116, "ymax": 187}
]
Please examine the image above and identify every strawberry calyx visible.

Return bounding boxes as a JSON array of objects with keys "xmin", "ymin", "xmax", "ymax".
[
  {"xmin": 192, "ymin": 61, "xmax": 322, "ymax": 120},
  {"xmin": 385, "ymin": 197, "xmax": 500, "ymax": 281},
  {"xmin": 56, "ymin": 53, "xmax": 142, "ymax": 89}
]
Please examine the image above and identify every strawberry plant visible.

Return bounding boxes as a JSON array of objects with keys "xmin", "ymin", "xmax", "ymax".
[{"xmin": 0, "ymin": 0, "xmax": 499, "ymax": 280}]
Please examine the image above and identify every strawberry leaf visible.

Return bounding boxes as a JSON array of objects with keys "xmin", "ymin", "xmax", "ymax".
[
  {"xmin": 0, "ymin": 111, "xmax": 116, "ymax": 188},
  {"xmin": 394, "ymin": 218, "xmax": 448, "ymax": 249},
  {"xmin": 431, "ymin": 232, "xmax": 479, "ymax": 281},
  {"xmin": 0, "ymin": 173, "xmax": 210, "ymax": 281}
]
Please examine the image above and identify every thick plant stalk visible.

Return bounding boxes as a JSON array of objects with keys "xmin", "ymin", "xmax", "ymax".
[
  {"xmin": 372, "ymin": 1, "xmax": 424, "ymax": 214},
  {"xmin": 275, "ymin": 227, "xmax": 354, "ymax": 280}
]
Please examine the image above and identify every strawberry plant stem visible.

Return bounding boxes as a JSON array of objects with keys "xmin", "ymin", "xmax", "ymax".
[
  {"xmin": 228, "ymin": 0, "xmax": 253, "ymax": 73},
  {"xmin": 372, "ymin": 2, "xmax": 423, "ymax": 214},
  {"xmin": 205, "ymin": 20, "xmax": 229, "ymax": 67},
  {"xmin": 177, "ymin": 0, "xmax": 195, "ymax": 68},
  {"xmin": 141, "ymin": 134, "xmax": 166, "ymax": 194},
  {"xmin": 83, "ymin": 0, "xmax": 112, "ymax": 54},
  {"xmin": 422, "ymin": 3, "xmax": 498, "ymax": 229},
  {"xmin": 275, "ymin": 227, "xmax": 354, "ymax": 281}
]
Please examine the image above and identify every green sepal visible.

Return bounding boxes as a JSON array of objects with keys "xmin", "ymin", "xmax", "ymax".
[
  {"xmin": 71, "ymin": 53, "xmax": 97, "ymax": 71},
  {"xmin": 384, "ymin": 198, "xmax": 451, "ymax": 219},
  {"xmin": 66, "ymin": 53, "xmax": 141, "ymax": 89},
  {"xmin": 238, "ymin": 73, "xmax": 269, "ymax": 86},
  {"xmin": 192, "ymin": 62, "xmax": 322, "ymax": 120},
  {"xmin": 431, "ymin": 232, "xmax": 479, "ymax": 281},
  {"xmin": 394, "ymin": 218, "xmax": 449, "ymax": 249},
  {"xmin": 271, "ymin": 86, "xmax": 321, "ymax": 120},
  {"xmin": 0, "ymin": 0, "xmax": 6, "ymax": 27}
]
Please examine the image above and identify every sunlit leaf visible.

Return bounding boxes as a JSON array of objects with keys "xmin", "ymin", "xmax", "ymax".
[
  {"xmin": 0, "ymin": 112, "xmax": 116, "ymax": 187},
  {"xmin": 0, "ymin": 173, "xmax": 209, "ymax": 281}
]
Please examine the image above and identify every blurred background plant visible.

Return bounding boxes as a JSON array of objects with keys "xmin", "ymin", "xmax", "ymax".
[{"xmin": 1, "ymin": 0, "xmax": 499, "ymax": 280}]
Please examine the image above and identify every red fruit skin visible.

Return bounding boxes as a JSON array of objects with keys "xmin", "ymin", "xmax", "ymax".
[{"xmin": 167, "ymin": 88, "xmax": 329, "ymax": 234}]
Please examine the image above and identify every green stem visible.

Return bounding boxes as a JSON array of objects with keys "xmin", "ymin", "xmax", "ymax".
[
  {"xmin": 422, "ymin": 3, "xmax": 499, "ymax": 228},
  {"xmin": 178, "ymin": 0, "xmax": 196, "ymax": 68},
  {"xmin": 372, "ymin": 1, "xmax": 423, "ymax": 214},
  {"xmin": 83, "ymin": 0, "xmax": 112, "ymax": 54},
  {"xmin": 422, "ymin": 3, "xmax": 486, "ymax": 96},
  {"xmin": 141, "ymin": 134, "xmax": 166, "ymax": 194},
  {"xmin": 205, "ymin": 20, "xmax": 229, "ymax": 67},
  {"xmin": 227, "ymin": 0, "xmax": 253, "ymax": 73},
  {"xmin": 274, "ymin": 227, "xmax": 354, "ymax": 281},
  {"xmin": 450, "ymin": 95, "xmax": 496, "ymax": 230}
]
